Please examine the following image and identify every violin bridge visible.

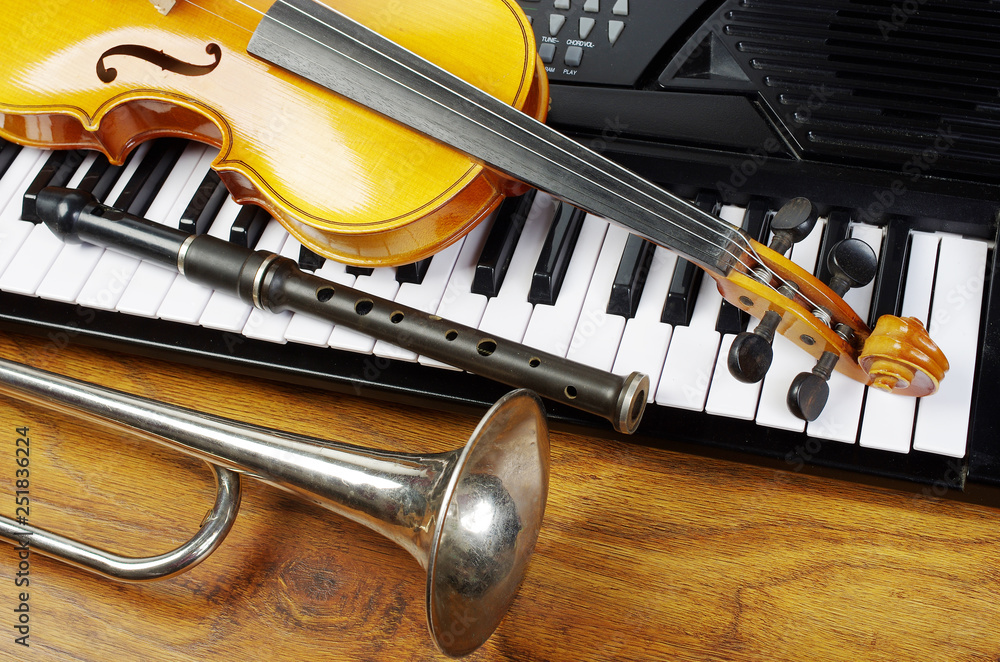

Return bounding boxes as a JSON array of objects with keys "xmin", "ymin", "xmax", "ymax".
[{"xmin": 149, "ymin": 0, "xmax": 175, "ymax": 15}]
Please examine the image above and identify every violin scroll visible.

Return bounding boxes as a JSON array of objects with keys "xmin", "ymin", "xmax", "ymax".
[{"xmin": 859, "ymin": 316, "xmax": 949, "ymax": 396}]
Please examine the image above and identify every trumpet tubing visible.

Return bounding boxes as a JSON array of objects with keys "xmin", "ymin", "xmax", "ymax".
[{"xmin": 0, "ymin": 357, "xmax": 549, "ymax": 657}]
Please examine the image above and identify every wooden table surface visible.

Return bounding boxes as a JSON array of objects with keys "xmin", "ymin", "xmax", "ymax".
[{"xmin": 0, "ymin": 330, "xmax": 996, "ymax": 662}]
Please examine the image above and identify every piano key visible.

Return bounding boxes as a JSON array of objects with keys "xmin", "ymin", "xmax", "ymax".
[
  {"xmin": 21, "ymin": 149, "xmax": 88, "ymax": 222},
  {"xmin": 346, "ymin": 265, "xmax": 375, "ymax": 277},
  {"xmin": 521, "ymin": 214, "xmax": 607, "ymax": 356},
  {"xmin": 715, "ymin": 200, "xmax": 770, "ymax": 335},
  {"xmin": 64, "ymin": 152, "xmax": 100, "ymax": 189},
  {"xmin": 478, "ymin": 193, "xmax": 559, "ymax": 342},
  {"xmin": 807, "ymin": 222, "xmax": 884, "ymax": 443},
  {"xmin": 606, "ymin": 234, "xmax": 655, "ymax": 319},
  {"xmin": 0, "ymin": 140, "xmax": 23, "ymax": 180},
  {"xmin": 328, "ymin": 267, "xmax": 400, "ymax": 353},
  {"xmin": 116, "ymin": 145, "xmax": 216, "ymax": 316},
  {"xmin": 527, "ymin": 202, "xmax": 585, "ymax": 306},
  {"xmin": 0, "ymin": 150, "xmax": 100, "ymax": 295},
  {"xmin": 754, "ymin": 218, "xmax": 825, "ymax": 432},
  {"xmin": 565, "ymin": 224, "xmax": 630, "ymax": 370},
  {"xmin": 868, "ymin": 217, "xmax": 910, "ymax": 321},
  {"xmin": 0, "ymin": 149, "xmax": 49, "ymax": 275},
  {"xmin": 859, "ymin": 232, "xmax": 939, "ymax": 454},
  {"xmin": 157, "ymin": 195, "xmax": 242, "ymax": 323},
  {"xmin": 178, "ymin": 170, "xmax": 229, "ymax": 235},
  {"xmin": 611, "ymin": 246, "xmax": 678, "ymax": 402},
  {"xmin": 812, "ymin": 210, "xmax": 852, "ymax": 286},
  {"xmin": 112, "ymin": 139, "xmax": 187, "ymax": 214},
  {"xmin": 229, "ymin": 205, "xmax": 270, "ymax": 248},
  {"xmin": 420, "ymin": 215, "xmax": 495, "ymax": 368},
  {"xmin": 373, "ymin": 238, "xmax": 464, "ymax": 361},
  {"xmin": 704, "ymin": 334, "xmax": 762, "ymax": 419},
  {"xmin": 77, "ymin": 152, "xmax": 122, "ymax": 201},
  {"xmin": 654, "ymin": 272, "xmax": 723, "ymax": 411},
  {"xmin": 912, "ymin": 235, "xmax": 988, "ymax": 458},
  {"xmin": 659, "ymin": 193, "xmax": 721, "ymax": 327},
  {"xmin": 298, "ymin": 245, "xmax": 326, "ymax": 272},
  {"xmin": 75, "ymin": 141, "xmax": 191, "ymax": 310},
  {"xmin": 395, "ymin": 257, "xmax": 433, "ymax": 285},
  {"xmin": 472, "ymin": 190, "xmax": 536, "ymax": 297}
]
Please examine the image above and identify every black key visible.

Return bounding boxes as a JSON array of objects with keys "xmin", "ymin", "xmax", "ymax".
[
  {"xmin": 229, "ymin": 205, "xmax": 270, "ymax": 248},
  {"xmin": 868, "ymin": 216, "xmax": 907, "ymax": 323},
  {"xmin": 113, "ymin": 139, "xmax": 187, "ymax": 216},
  {"xmin": 0, "ymin": 140, "xmax": 23, "ymax": 181},
  {"xmin": 78, "ymin": 153, "xmax": 120, "ymax": 200},
  {"xmin": 813, "ymin": 209, "xmax": 852, "ymax": 286},
  {"xmin": 179, "ymin": 170, "xmax": 229, "ymax": 235},
  {"xmin": 527, "ymin": 201, "xmax": 585, "ymax": 306},
  {"xmin": 606, "ymin": 234, "xmax": 655, "ymax": 318},
  {"xmin": 715, "ymin": 199, "xmax": 771, "ymax": 335},
  {"xmin": 298, "ymin": 245, "xmax": 326, "ymax": 272},
  {"xmin": 346, "ymin": 265, "xmax": 375, "ymax": 277},
  {"xmin": 396, "ymin": 257, "xmax": 433, "ymax": 284},
  {"xmin": 21, "ymin": 150, "xmax": 87, "ymax": 222},
  {"xmin": 661, "ymin": 192, "xmax": 721, "ymax": 326},
  {"xmin": 472, "ymin": 190, "xmax": 537, "ymax": 297}
]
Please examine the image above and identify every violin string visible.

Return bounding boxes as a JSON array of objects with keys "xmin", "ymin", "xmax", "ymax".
[{"xmin": 178, "ymin": 0, "xmax": 836, "ymax": 322}]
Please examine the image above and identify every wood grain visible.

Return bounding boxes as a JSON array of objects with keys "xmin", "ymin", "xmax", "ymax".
[{"xmin": 0, "ymin": 330, "xmax": 996, "ymax": 661}]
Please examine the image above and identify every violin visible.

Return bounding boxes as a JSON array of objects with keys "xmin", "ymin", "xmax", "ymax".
[{"xmin": 0, "ymin": 0, "xmax": 948, "ymax": 417}]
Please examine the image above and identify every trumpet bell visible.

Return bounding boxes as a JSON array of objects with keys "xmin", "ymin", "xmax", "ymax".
[{"xmin": 427, "ymin": 390, "xmax": 548, "ymax": 656}]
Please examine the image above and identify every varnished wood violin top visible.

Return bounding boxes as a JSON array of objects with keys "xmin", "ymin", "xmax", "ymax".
[{"xmin": 0, "ymin": 0, "xmax": 546, "ymax": 264}]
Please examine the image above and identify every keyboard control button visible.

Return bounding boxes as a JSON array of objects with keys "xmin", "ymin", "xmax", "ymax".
[
  {"xmin": 608, "ymin": 20, "xmax": 625, "ymax": 45},
  {"xmin": 612, "ymin": 0, "xmax": 628, "ymax": 15},
  {"xmin": 538, "ymin": 42, "xmax": 557, "ymax": 63},
  {"xmin": 584, "ymin": 0, "xmax": 599, "ymax": 11},
  {"xmin": 579, "ymin": 16, "xmax": 596, "ymax": 39},
  {"xmin": 554, "ymin": 0, "xmax": 570, "ymax": 8},
  {"xmin": 549, "ymin": 14, "xmax": 567, "ymax": 36},
  {"xmin": 564, "ymin": 46, "xmax": 584, "ymax": 68}
]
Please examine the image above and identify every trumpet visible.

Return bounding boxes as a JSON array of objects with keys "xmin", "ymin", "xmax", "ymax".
[{"xmin": 0, "ymin": 357, "xmax": 549, "ymax": 657}]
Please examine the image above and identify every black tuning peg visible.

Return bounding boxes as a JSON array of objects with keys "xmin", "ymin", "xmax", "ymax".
[
  {"xmin": 787, "ymin": 351, "xmax": 839, "ymax": 421},
  {"xmin": 728, "ymin": 310, "xmax": 780, "ymax": 383},
  {"xmin": 768, "ymin": 197, "xmax": 819, "ymax": 256},
  {"xmin": 826, "ymin": 238, "xmax": 878, "ymax": 297}
]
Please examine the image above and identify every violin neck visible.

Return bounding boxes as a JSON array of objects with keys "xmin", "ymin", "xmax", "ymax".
[{"xmin": 248, "ymin": 0, "xmax": 744, "ymax": 275}]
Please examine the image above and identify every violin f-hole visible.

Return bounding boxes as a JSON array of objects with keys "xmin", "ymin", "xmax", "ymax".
[{"xmin": 96, "ymin": 43, "xmax": 222, "ymax": 83}]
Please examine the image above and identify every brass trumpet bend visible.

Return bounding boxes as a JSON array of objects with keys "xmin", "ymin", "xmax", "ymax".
[{"xmin": 0, "ymin": 358, "xmax": 549, "ymax": 657}]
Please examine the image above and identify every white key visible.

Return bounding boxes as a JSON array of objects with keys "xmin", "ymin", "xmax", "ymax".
[
  {"xmin": 654, "ymin": 271, "xmax": 722, "ymax": 411},
  {"xmin": 522, "ymin": 214, "xmax": 607, "ymax": 356},
  {"xmin": 566, "ymin": 224, "xmax": 630, "ymax": 370},
  {"xmin": 859, "ymin": 232, "xmax": 939, "ymax": 453},
  {"xmin": 0, "ymin": 150, "xmax": 51, "ymax": 276},
  {"xmin": 478, "ymin": 194, "xmax": 558, "ymax": 342},
  {"xmin": 755, "ymin": 220, "xmax": 825, "ymax": 432},
  {"xmin": 73, "ymin": 143, "xmax": 164, "ymax": 310},
  {"xmin": 0, "ymin": 222, "xmax": 65, "ymax": 295},
  {"xmin": 808, "ymin": 223, "xmax": 884, "ymax": 443},
  {"xmin": 611, "ymin": 246, "xmax": 677, "ymax": 401},
  {"xmin": 912, "ymin": 235, "xmax": 987, "ymax": 458},
  {"xmin": 374, "ymin": 238, "xmax": 464, "ymax": 361},
  {"xmin": 116, "ymin": 145, "xmax": 214, "ymax": 316},
  {"xmin": 421, "ymin": 217, "xmax": 494, "ymax": 368},
  {"xmin": 704, "ymin": 334, "xmax": 762, "ymax": 419},
  {"xmin": 201, "ymin": 218, "xmax": 288, "ymax": 332},
  {"xmin": 157, "ymin": 196, "xmax": 241, "ymax": 323},
  {"xmin": 328, "ymin": 267, "xmax": 399, "ymax": 353}
]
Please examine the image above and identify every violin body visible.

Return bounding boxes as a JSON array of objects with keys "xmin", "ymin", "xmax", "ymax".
[{"xmin": 0, "ymin": 0, "xmax": 546, "ymax": 264}]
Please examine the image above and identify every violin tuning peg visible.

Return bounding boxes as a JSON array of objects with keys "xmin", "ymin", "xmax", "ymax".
[
  {"xmin": 826, "ymin": 238, "xmax": 878, "ymax": 297},
  {"xmin": 728, "ymin": 310, "xmax": 781, "ymax": 383},
  {"xmin": 768, "ymin": 197, "xmax": 819, "ymax": 256},
  {"xmin": 787, "ymin": 351, "xmax": 839, "ymax": 421}
]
